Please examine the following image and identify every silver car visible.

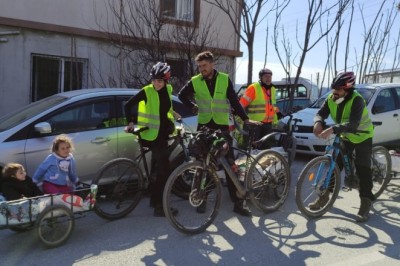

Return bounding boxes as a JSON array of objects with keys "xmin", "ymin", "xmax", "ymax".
[
  {"xmin": 279, "ymin": 83, "xmax": 400, "ymax": 155},
  {"xmin": 0, "ymin": 89, "xmax": 197, "ymax": 182}
]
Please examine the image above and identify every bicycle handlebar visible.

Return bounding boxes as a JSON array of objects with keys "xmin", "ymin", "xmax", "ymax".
[{"xmin": 126, "ymin": 126, "xmax": 149, "ymax": 136}]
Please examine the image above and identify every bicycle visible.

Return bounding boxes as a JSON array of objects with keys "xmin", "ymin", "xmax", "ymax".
[
  {"xmin": 91, "ymin": 120, "xmax": 191, "ymax": 220},
  {"xmin": 265, "ymin": 114, "xmax": 302, "ymax": 166},
  {"xmin": 232, "ymin": 114, "xmax": 302, "ymax": 166},
  {"xmin": 162, "ymin": 125, "xmax": 291, "ymax": 234},
  {"xmin": 295, "ymin": 128, "xmax": 392, "ymax": 219}
]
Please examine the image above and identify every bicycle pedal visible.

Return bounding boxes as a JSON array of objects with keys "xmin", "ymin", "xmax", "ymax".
[{"xmin": 342, "ymin": 186, "xmax": 352, "ymax": 192}]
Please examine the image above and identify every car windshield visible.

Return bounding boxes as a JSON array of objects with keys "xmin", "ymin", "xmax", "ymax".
[
  {"xmin": 0, "ymin": 95, "xmax": 68, "ymax": 132},
  {"xmin": 309, "ymin": 87, "xmax": 375, "ymax": 109}
]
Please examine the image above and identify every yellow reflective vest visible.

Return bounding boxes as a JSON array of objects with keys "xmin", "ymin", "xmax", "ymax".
[
  {"xmin": 191, "ymin": 72, "xmax": 230, "ymax": 125},
  {"xmin": 327, "ymin": 91, "xmax": 374, "ymax": 143},
  {"xmin": 137, "ymin": 84, "xmax": 175, "ymax": 141}
]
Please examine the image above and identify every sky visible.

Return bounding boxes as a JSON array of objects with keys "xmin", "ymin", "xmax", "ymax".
[{"xmin": 234, "ymin": 0, "xmax": 400, "ymax": 87}]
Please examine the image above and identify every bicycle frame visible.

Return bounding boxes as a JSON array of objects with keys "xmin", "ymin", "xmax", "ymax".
[
  {"xmin": 131, "ymin": 124, "xmax": 190, "ymax": 184},
  {"xmin": 196, "ymin": 144, "xmax": 274, "ymax": 200},
  {"xmin": 314, "ymin": 135, "xmax": 354, "ymax": 190}
]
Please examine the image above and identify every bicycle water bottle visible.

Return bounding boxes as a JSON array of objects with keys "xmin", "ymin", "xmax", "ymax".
[
  {"xmin": 238, "ymin": 163, "xmax": 246, "ymax": 182},
  {"xmin": 89, "ymin": 184, "xmax": 98, "ymax": 209}
]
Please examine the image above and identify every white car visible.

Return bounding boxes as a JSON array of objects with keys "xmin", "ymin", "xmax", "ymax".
[{"xmin": 280, "ymin": 83, "xmax": 400, "ymax": 155}]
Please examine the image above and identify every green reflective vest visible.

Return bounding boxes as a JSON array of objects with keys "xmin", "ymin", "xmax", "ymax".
[
  {"xmin": 192, "ymin": 72, "xmax": 230, "ymax": 125},
  {"xmin": 137, "ymin": 84, "xmax": 175, "ymax": 141},
  {"xmin": 327, "ymin": 91, "xmax": 374, "ymax": 143}
]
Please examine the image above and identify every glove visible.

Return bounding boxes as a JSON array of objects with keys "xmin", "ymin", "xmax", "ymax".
[
  {"xmin": 75, "ymin": 181, "xmax": 84, "ymax": 190},
  {"xmin": 192, "ymin": 104, "xmax": 199, "ymax": 115}
]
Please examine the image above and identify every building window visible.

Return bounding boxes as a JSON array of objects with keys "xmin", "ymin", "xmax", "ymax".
[
  {"xmin": 166, "ymin": 58, "xmax": 187, "ymax": 79},
  {"xmin": 166, "ymin": 58, "xmax": 188, "ymax": 92},
  {"xmin": 31, "ymin": 54, "xmax": 88, "ymax": 102},
  {"xmin": 161, "ymin": 0, "xmax": 198, "ymax": 25}
]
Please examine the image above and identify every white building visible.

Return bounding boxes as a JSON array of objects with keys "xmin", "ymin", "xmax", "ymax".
[
  {"xmin": 0, "ymin": 0, "xmax": 242, "ymax": 116},
  {"xmin": 364, "ymin": 69, "xmax": 400, "ymax": 84}
]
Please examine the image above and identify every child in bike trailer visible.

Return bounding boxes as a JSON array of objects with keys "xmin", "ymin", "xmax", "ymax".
[
  {"xmin": 1, "ymin": 163, "xmax": 43, "ymax": 201},
  {"xmin": 32, "ymin": 134, "xmax": 80, "ymax": 194},
  {"xmin": 0, "ymin": 163, "xmax": 96, "ymax": 226},
  {"xmin": 313, "ymin": 72, "xmax": 375, "ymax": 223}
]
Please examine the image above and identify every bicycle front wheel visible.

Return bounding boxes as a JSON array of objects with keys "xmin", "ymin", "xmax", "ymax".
[
  {"xmin": 163, "ymin": 161, "xmax": 222, "ymax": 235},
  {"xmin": 371, "ymin": 146, "xmax": 392, "ymax": 199},
  {"xmin": 247, "ymin": 150, "xmax": 291, "ymax": 213},
  {"xmin": 92, "ymin": 158, "xmax": 144, "ymax": 220},
  {"xmin": 295, "ymin": 156, "xmax": 341, "ymax": 218}
]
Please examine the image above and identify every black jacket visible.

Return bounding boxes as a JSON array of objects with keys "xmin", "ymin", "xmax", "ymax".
[{"xmin": 1, "ymin": 176, "xmax": 43, "ymax": 201}]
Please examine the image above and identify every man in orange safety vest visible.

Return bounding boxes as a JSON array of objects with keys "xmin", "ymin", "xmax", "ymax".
[{"xmin": 240, "ymin": 68, "xmax": 280, "ymax": 146}]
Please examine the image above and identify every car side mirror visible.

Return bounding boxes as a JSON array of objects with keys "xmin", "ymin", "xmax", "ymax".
[{"xmin": 34, "ymin": 122, "xmax": 52, "ymax": 134}]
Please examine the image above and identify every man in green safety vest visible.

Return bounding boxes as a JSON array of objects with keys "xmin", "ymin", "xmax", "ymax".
[
  {"xmin": 312, "ymin": 72, "xmax": 375, "ymax": 222},
  {"xmin": 179, "ymin": 51, "xmax": 261, "ymax": 217}
]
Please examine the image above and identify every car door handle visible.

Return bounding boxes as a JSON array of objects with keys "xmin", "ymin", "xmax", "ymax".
[
  {"xmin": 91, "ymin": 137, "xmax": 111, "ymax": 144},
  {"xmin": 394, "ymin": 113, "xmax": 398, "ymax": 117}
]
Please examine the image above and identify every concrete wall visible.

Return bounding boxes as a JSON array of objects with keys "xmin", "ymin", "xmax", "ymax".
[
  {"xmin": 0, "ymin": 25, "xmax": 122, "ymax": 116},
  {"xmin": 0, "ymin": 0, "xmax": 241, "ymax": 116},
  {"xmin": 0, "ymin": 0, "xmax": 239, "ymax": 52}
]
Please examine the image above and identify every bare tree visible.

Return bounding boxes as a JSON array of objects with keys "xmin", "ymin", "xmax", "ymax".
[
  {"xmin": 204, "ymin": 0, "xmax": 285, "ymax": 85},
  {"xmin": 356, "ymin": 1, "xmax": 394, "ymax": 83},
  {"xmin": 390, "ymin": 26, "xmax": 400, "ymax": 82},
  {"xmin": 318, "ymin": 0, "xmax": 355, "ymax": 91},
  {"xmin": 170, "ymin": 11, "xmax": 221, "ymax": 89},
  {"xmin": 91, "ymin": 0, "xmax": 221, "ymax": 91},
  {"xmin": 273, "ymin": 0, "xmax": 351, "ymax": 113}
]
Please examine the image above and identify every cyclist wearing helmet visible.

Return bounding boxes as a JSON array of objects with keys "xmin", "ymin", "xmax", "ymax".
[
  {"xmin": 124, "ymin": 62, "xmax": 179, "ymax": 217},
  {"xmin": 239, "ymin": 68, "xmax": 280, "ymax": 147},
  {"xmin": 178, "ymin": 51, "xmax": 261, "ymax": 217},
  {"xmin": 312, "ymin": 71, "xmax": 374, "ymax": 222}
]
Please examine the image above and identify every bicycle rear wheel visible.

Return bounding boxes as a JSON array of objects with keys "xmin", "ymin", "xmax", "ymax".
[
  {"xmin": 92, "ymin": 158, "xmax": 144, "ymax": 220},
  {"xmin": 163, "ymin": 161, "xmax": 222, "ymax": 235},
  {"xmin": 371, "ymin": 146, "xmax": 392, "ymax": 199},
  {"xmin": 36, "ymin": 205, "xmax": 74, "ymax": 248},
  {"xmin": 295, "ymin": 156, "xmax": 341, "ymax": 218},
  {"xmin": 247, "ymin": 150, "xmax": 291, "ymax": 213}
]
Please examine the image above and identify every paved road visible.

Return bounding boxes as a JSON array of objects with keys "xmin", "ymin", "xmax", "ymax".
[{"xmin": 1, "ymin": 154, "xmax": 399, "ymax": 266}]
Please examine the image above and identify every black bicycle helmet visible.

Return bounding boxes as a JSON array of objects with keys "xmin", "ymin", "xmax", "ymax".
[
  {"xmin": 259, "ymin": 68, "xmax": 273, "ymax": 79},
  {"xmin": 150, "ymin": 62, "xmax": 171, "ymax": 81},
  {"xmin": 331, "ymin": 72, "xmax": 355, "ymax": 90}
]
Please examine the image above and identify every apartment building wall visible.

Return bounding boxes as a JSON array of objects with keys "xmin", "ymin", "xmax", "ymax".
[{"xmin": 0, "ymin": 0, "xmax": 241, "ymax": 116}]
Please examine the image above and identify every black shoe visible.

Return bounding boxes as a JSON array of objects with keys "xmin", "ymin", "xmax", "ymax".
[
  {"xmin": 153, "ymin": 205, "xmax": 165, "ymax": 217},
  {"xmin": 171, "ymin": 207, "xmax": 179, "ymax": 216},
  {"xmin": 233, "ymin": 200, "xmax": 252, "ymax": 217},
  {"xmin": 355, "ymin": 197, "xmax": 372, "ymax": 222},
  {"xmin": 308, "ymin": 191, "xmax": 330, "ymax": 210},
  {"xmin": 154, "ymin": 206, "xmax": 179, "ymax": 217},
  {"xmin": 196, "ymin": 201, "xmax": 207, "ymax": 213},
  {"xmin": 149, "ymin": 198, "xmax": 155, "ymax": 208}
]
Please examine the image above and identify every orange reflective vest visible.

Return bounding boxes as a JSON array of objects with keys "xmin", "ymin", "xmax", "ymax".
[{"xmin": 240, "ymin": 82, "xmax": 278, "ymax": 124}]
